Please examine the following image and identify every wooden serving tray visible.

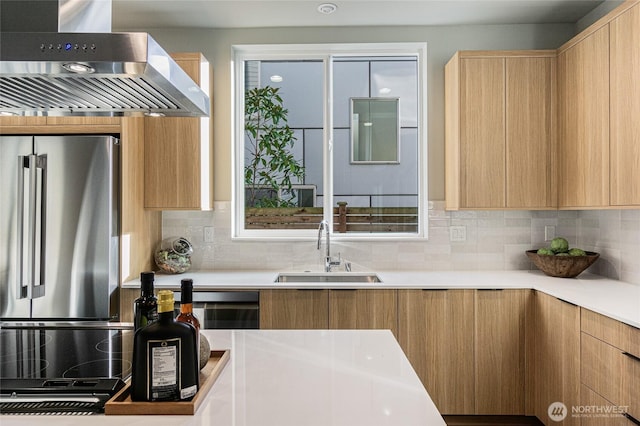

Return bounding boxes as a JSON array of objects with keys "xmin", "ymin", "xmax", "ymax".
[{"xmin": 104, "ymin": 349, "xmax": 230, "ymax": 415}]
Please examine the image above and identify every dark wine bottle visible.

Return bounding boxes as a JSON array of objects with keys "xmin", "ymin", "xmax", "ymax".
[
  {"xmin": 176, "ymin": 279, "xmax": 202, "ymax": 367},
  {"xmin": 133, "ymin": 271, "xmax": 158, "ymax": 331},
  {"xmin": 131, "ymin": 290, "xmax": 199, "ymax": 401}
]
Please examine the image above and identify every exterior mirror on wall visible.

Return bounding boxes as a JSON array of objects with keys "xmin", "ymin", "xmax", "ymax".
[{"xmin": 350, "ymin": 98, "xmax": 400, "ymax": 164}]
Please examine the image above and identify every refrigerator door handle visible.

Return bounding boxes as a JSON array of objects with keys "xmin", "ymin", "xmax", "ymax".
[
  {"xmin": 16, "ymin": 154, "xmax": 46, "ymax": 301},
  {"xmin": 33, "ymin": 154, "xmax": 47, "ymax": 299},
  {"xmin": 16, "ymin": 155, "xmax": 27, "ymax": 299}
]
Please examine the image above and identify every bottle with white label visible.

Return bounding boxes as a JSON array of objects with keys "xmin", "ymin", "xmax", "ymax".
[{"xmin": 131, "ymin": 290, "xmax": 199, "ymax": 401}]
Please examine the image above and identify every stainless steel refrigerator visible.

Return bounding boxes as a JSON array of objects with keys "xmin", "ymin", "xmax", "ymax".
[{"xmin": 0, "ymin": 135, "xmax": 119, "ymax": 322}]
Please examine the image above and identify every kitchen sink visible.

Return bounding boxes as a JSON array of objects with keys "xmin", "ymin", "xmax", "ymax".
[{"xmin": 274, "ymin": 272, "xmax": 382, "ymax": 283}]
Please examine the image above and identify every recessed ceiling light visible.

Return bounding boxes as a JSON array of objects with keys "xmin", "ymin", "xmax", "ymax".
[
  {"xmin": 317, "ymin": 3, "xmax": 337, "ymax": 15},
  {"xmin": 379, "ymin": 87, "xmax": 392, "ymax": 95},
  {"xmin": 270, "ymin": 75, "xmax": 283, "ymax": 83}
]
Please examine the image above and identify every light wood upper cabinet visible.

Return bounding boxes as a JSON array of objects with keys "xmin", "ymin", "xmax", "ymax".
[
  {"xmin": 397, "ymin": 289, "xmax": 475, "ymax": 415},
  {"xmin": 532, "ymin": 291, "xmax": 581, "ymax": 426},
  {"xmin": 557, "ymin": 26, "xmax": 610, "ymax": 208},
  {"xmin": 144, "ymin": 53, "xmax": 213, "ymax": 210},
  {"xmin": 329, "ymin": 289, "xmax": 397, "ymax": 337},
  {"xmin": 557, "ymin": 1, "xmax": 640, "ymax": 208},
  {"xmin": 459, "ymin": 57, "xmax": 505, "ymax": 209},
  {"xmin": 475, "ymin": 289, "xmax": 528, "ymax": 415},
  {"xmin": 260, "ymin": 289, "xmax": 328, "ymax": 329},
  {"xmin": 445, "ymin": 51, "xmax": 556, "ymax": 210},
  {"xmin": 506, "ymin": 57, "xmax": 556, "ymax": 208},
  {"xmin": 610, "ymin": 2, "xmax": 640, "ymax": 206}
]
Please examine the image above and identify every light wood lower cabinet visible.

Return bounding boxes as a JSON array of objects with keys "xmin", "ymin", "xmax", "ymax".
[
  {"xmin": 398, "ymin": 288, "xmax": 529, "ymax": 415},
  {"xmin": 259, "ymin": 289, "xmax": 398, "ymax": 332},
  {"xmin": 532, "ymin": 291, "xmax": 581, "ymax": 426},
  {"xmin": 397, "ymin": 289, "xmax": 475, "ymax": 414},
  {"xmin": 259, "ymin": 289, "xmax": 328, "ymax": 329},
  {"xmin": 581, "ymin": 384, "xmax": 632, "ymax": 426},
  {"xmin": 258, "ymin": 286, "xmax": 638, "ymax": 426},
  {"xmin": 328, "ymin": 289, "xmax": 397, "ymax": 337},
  {"xmin": 581, "ymin": 308, "xmax": 640, "ymax": 424},
  {"xmin": 582, "ymin": 333, "xmax": 623, "ymax": 408},
  {"xmin": 475, "ymin": 289, "xmax": 528, "ymax": 415}
]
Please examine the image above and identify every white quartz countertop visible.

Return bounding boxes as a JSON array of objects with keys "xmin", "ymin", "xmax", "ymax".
[
  {"xmin": 0, "ymin": 329, "xmax": 445, "ymax": 426},
  {"xmin": 123, "ymin": 270, "xmax": 640, "ymax": 328}
]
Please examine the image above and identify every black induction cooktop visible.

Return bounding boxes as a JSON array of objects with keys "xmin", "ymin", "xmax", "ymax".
[{"xmin": 0, "ymin": 325, "xmax": 134, "ymax": 380}]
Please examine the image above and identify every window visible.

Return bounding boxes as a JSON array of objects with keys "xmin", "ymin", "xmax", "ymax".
[{"xmin": 233, "ymin": 43, "xmax": 427, "ymax": 239}]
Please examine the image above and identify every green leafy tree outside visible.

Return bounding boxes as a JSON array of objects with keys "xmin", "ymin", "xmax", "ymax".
[{"xmin": 244, "ymin": 86, "xmax": 305, "ymax": 207}]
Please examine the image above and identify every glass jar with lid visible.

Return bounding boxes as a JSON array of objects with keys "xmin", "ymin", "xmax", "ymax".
[{"xmin": 154, "ymin": 237, "xmax": 193, "ymax": 274}]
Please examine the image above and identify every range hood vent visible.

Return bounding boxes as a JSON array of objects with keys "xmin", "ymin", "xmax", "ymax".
[{"xmin": 0, "ymin": 1, "xmax": 209, "ymax": 117}]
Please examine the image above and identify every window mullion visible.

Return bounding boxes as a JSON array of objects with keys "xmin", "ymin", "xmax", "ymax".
[{"xmin": 323, "ymin": 55, "xmax": 334, "ymax": 227}]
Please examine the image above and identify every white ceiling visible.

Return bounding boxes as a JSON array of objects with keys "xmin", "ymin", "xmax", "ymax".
[{"xmin": 111, "ymin": 0, "xmax": 605, "ymax": 30}]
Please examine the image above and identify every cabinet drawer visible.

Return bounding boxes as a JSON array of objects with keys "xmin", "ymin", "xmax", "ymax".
[
  {"xmin": 621, "ymin": 350, "xmax": 640, "ymax": 421},
  {"xmin": 581, "ymin": 385, "xmax": 635, "ymax": 426},
  {"xmin": 581, "ymin": 332, "xmax": 623, "ymax": 405},
  {"xmin": 582, "ymin": 308, "xmax": 640, "ymax": 357}
]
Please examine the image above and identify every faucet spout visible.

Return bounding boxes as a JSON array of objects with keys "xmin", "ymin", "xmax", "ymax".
[
  {"xmin": 317, "ymin": 220, "xmax": 330, "ymax": 258},
  {"xmin": 317, "ymin": 220, "xmax": 336, "ymax": 272}
]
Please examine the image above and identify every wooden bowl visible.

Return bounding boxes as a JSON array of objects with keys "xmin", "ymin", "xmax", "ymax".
[{"xmin": 525, "ymin": 250, "xmax": 600, "ymax": 278}]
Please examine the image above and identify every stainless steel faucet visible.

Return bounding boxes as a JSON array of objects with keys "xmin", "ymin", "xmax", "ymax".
[{"xmin": 317, "ymin": 220, "xmax": 341, "ymax": 272}]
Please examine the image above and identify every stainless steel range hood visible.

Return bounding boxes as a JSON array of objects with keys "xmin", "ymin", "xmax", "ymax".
[{"xmin": 0, "ymin": 0, "xmax": 210, "ymax": 117}]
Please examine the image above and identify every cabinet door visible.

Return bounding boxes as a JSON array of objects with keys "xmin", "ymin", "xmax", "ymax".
[
  {"xmin": 558, "ymin": 27, "xmax": 610, "ymax": 208},
  {"xmin": 475, "ymin": 289, "xmax": 527, "ymax": 415},
  {"xmin": 329, "ymin": 289, "xmax": 397, "ymax": 337},
  {"xmin": 610, "ymin": 3, "xmax": 640, "ymax": 206},
  {"xmin": 259, "ymin": 289, "xmax": 328, "ymax": 329},
  {"xmin": 144, "ymin": 53, "xmax": 212, "ymax": 210},
  {"xmin": 459, "ymin": 58, "xmax": 505, "ymax": 208},
  {"xmin": 533, "ymin": 292, "xmax": 581, "ymax": 426},
  {"xmin": 397, "ymin": 289, "xmax": 475, "ymax": 414},
  {"xmin": 506, "ymin": 57, "xmax": 556, "ymax": 208}
]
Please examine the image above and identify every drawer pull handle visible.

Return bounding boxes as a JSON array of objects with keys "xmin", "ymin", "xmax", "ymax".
[
  {"xmin": 622, "ymin": 351, "xmax": 640, "ymax": 363},
  {"xmin": 624, "ymin": 413, "xmax": 640, "ymax": 425}
]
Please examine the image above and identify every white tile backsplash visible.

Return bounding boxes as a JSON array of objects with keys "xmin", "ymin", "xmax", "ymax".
[{"xmin": 161, "ymin": 204, "xmax": 640, "ymax": 285}]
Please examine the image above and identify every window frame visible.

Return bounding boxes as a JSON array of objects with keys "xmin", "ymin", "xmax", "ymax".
[{"xmin": 231, "ymin": 42, "xmax": 428, "ymax": 241}]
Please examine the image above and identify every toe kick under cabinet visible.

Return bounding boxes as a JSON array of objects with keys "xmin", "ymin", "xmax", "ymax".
[{"xmin": 580, "ymin": 308, "xmax": 640, "ymax": 425}]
